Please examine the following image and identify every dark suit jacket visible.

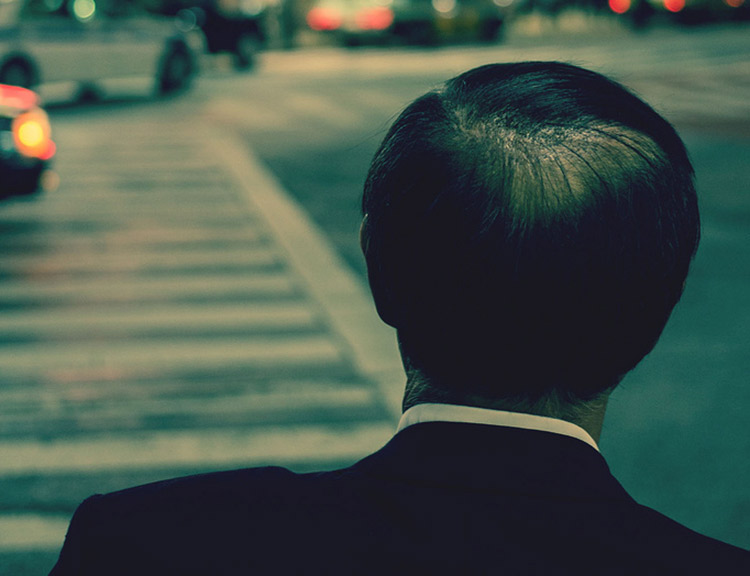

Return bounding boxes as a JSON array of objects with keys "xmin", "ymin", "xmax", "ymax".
[{"xmin": 50, "ymin": 422, "xmax": 750, "ymax": 575}]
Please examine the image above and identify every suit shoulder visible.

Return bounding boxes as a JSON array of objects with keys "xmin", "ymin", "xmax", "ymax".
[
  {"xmin": 623, "ymin": 502, "xmax": 750, "ymax": 572},
  {"xmin": 92, "ymin": 465, "xmax": 311, "ymax": 513},
  {"xmin": 51, "ymin": 466, "xmax": 351, "ymax": 575}
]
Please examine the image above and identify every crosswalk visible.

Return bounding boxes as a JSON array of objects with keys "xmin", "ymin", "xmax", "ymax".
[
  {"xmin": 0, "ymin": 101, "xmax": 402, "ymax": 569},
  {"xmin": 1, "ymin": 25, "xmax": 747, "ymax": 569}
]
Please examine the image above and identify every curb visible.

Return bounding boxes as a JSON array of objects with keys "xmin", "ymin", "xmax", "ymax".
[{"xmin": 203, "ymin": 121, "xmax": 405, "ymax": 418}]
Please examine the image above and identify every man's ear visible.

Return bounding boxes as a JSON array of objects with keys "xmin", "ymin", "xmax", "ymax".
[
  {"xmin": 360, "ymin": 215, "xmax": 399, "ymax": 328},
  {"xmin": 358, "ymin": 215, "xmax": 368, "ymax": 256}
]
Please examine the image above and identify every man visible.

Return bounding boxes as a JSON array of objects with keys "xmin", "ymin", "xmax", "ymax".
[{"xmin": 50, "ymin": 62, "xmax": 750, "ymax": 574}]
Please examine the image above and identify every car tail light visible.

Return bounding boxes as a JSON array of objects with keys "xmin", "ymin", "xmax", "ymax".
[
  {"xmin": 663, "ymin": 0, "xmax": 685, "ymax": 10},
  {"xmin": 0, "ymin": 84, "xmax": 39, "ymax": 110},
  {"xmin": 307, "ymin": 7, "xmax": 343, "ymax": 31},
  {"xmin": 355, "ymin": 6, "xmax": 394, "ymax": 30},
  {"xmin": 12, "ymin": 108, "xmax": 55, "ymax": 160},
  {"xmin": 608, "ymin": 0, "xmax": 631, "ymax": 13}
]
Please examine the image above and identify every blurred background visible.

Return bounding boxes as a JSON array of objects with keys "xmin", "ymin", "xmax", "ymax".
[{"xmin": 0, "ymin": 0, "xmax": 748, "ymax": 573}]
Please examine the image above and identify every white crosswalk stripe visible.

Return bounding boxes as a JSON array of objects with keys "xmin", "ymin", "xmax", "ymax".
[
  {"xmin": 0, "ymin": 422, "xmax": 394, "ymax": 476},
  {"xmin": 0, "ymin": 273, "xmax": 298, "ymax": 303},
  {"xmin": 0, "ymin": 335, "xmax": 345, "ymax": 377},
  {"xmin": 0, "ymin": 515, "xmax": 70, "ymax": 552},
  {"xmin": 0, "ymin": 302, "xmax": 319, "ymax": 335}
]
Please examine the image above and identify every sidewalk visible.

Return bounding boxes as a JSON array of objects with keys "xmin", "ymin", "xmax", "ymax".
[{"xmin": 0, "ymin": 99, "xmax": 403, "ymax": 572}]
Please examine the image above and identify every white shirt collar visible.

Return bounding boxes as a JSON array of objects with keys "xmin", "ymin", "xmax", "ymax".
[{"xmin": 397, "ymin": 403, "xmax": 600, "ymax": 452}]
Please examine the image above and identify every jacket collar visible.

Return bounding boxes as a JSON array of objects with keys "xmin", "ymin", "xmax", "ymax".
[{"xmin": 352, "ymin": 421, "xmax": 633, "ymax": 502}]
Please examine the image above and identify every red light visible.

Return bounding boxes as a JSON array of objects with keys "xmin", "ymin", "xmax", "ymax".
[
  {"xmin": 608, "ymin": 0, "xmax": 631, "ymax": 12},
  {"xmin": 39, "ymin": 139, "xmax": 56, "ymax": 161},
  {"xmin": 725, "ymin": 0, "xmax": 744, "ymax": 7},
  {"xmin": 0, "ymin": 83, "xmax": 39, "ymax": 110},
  {"xmin": 306, "ymin": 7, "xmax": 343, "ymax": 31},
  {"xmin": 355, "ymin": 7, "xmax": 394, "ymax": 30},
  {"xmin": 663, "ymin": 0, "xmax": 685, "ymax": 11}
]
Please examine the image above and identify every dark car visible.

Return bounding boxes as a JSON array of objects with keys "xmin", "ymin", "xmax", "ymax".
[
  {"xmin": 608, "ymin": 0, "xmax": 749, "ymax": 26},
  {"xmin": 305, "ymin": 0, "xmax": 516, "ymax": 46},
  {"xmin": 0, "ymin": 83, "xmax": 55, "ymax": 198},
  {"xmin": 145, "ymin": 0, "xmax": 267, "ymax": 70}
]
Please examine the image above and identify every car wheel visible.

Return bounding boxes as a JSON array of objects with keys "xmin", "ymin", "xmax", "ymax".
[
  {"xmin": 629, "ymin": 1, "xmax": 655, "ymax": 28},
  {"xmin": 403, "ymin": 22, "xmax": 436, "ymax": 46},
  {"xmin": 233, "ymin": 32, "xmax": 260, "ymax": 71},
  {"xmin": 342, "ymin": 34, "xmax": 363, "ymax": 48},
  {"xmin": 75, "ymin": 82, "xmax": 102, "ymax": 103},
  {"xmin": 158, "ymin": 45, "xmax": 194, "ymax": 96},
  {"xmin": 0, "ymin": 59, "xmax": 35, "ymax": 89},
  {"xmin": 1, "ymin": 165, "xmax": 45, "ymax": 199},
  {"xmin": 478, "ymin": 20, "xmax": 503, "ymax": 43}
]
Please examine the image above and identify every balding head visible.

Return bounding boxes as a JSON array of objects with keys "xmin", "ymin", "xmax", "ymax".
[{"xmin": 361, "ymin": 62, "xmax": 699, "ymax": 410}]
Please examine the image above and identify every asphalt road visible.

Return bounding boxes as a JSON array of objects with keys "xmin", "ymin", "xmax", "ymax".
[
  {"xmin": 187, "ymin": 21, "xmax": 750, "ymax": 548},
  {"xmin": 1, "ymin": 20, "xmax": 748, "ymax": 573}
]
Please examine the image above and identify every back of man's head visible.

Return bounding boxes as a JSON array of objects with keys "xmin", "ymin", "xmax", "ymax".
[{"xmin": 361, "ymin": 61, "xmax": 699, "ymax": 410}]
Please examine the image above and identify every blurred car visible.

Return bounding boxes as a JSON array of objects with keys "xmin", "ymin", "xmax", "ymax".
[
  {"xmin": 0, "ymin": 0, "xmax": 200, "ymax": 96},
  {"xmin": 305, "ymin": 0, "xmax": 516, "ymax": 46},
  {"xmin": 607, "ymin": 0, "xmax": 749, "ymax": 25},
  {"xmin": 0, "ymin": 83, "xmax": 55, "ymax": 198},
  {"xmin": 144, "ymin": 0, "xmax": 268, "ymax": 70}
]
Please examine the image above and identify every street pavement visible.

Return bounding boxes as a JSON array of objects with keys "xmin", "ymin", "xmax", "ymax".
[
  {"xmin": 0, "ymin": 97, "xmax": 403, "ymax": 573},
  {"xmin": 230, "ymin": 31, "xmax": 750, "ymax": 554},
  {"xmin": 1, "ymin": 21, "xmax": 749, "ymax": 573}
]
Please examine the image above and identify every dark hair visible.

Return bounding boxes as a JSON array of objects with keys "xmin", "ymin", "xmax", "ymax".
[{"xmin": 361, "ymin": 61, "xmax": 700, "ymax": 403}]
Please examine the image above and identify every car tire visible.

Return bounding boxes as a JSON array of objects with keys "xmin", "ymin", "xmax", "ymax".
[
  {"xmin": 403, "ymin": 22, "xmax": 436, "ymax": 46},
  {"xmin": 75, "ymin": 82, "xmax": 102, "ymax": 103},
  {"xmin": 629, "ymin": 1, "xmax": 655, "ymax": 28},
  {"xmin": 478, "ymin": 20, "xmax": 503, "ymax": 43},
  {"xmin": 342, "ymin": 34, "xmax": 363, "ymax": 48},
  {"xmin": 1, "ymin": 165, "xmax": 44, "ymax": 199},
  {"xmin": 233, "ymin": 32, "xmax": 260, "ymax": 71},
  {"xmin": 0, "ymin": 59, "xmax": 36, "ymax": 89},
  {"xmin": 158, "ymin": 44, "xmax": 194, "ymax": 96}
]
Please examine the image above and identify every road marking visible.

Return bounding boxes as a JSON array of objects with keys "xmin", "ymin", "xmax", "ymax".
[
  {"xmin": 0, "ymin": 422, "xmax": 394, "ymax": 476},
  {"xmin": 206, "ymin": 124, "xmax": 405, "ymax": 417},
  {"xmin": 0, "ymin": 381, "xmax": 378, "ymax": 412},
  {"xmin": 0, "ymin": 384, "xmax": 383, "ymax": 436},
  {"xmin": 0, "ymin": 335, "xmax": 344, "ymax": 378},
  {"xmin": 0, "ymin": 273, "xmax": 297, "ymax": 304},
  {"xmin": 205, "ymin": 97, "xmax": 294, "ymax": 131},
  {"xmin": 0, "ymin": 245, "xmax": 280, "ymax": 275},
  {"xmin": 0, "ymin": 514, "xmax": 69, "ymax": 551},
  {"xmin": 5, "ymin": 197, "xmax": 260, "ymax": 221},
  {"xmin": 0, "ymin": 225, "xmax": 264, "ymax": 248},
  {"xmin": 0, "ymin": 301, "xmax": 320, "ymax": 335},
  {"xmin": 284, "ymin": 92, "xmax": 362, "ymax": 128}
]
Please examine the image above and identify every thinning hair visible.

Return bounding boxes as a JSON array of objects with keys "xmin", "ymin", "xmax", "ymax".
[{"xmin": 361, "ymin": 62, "xmax": 699, "ymax": 406}]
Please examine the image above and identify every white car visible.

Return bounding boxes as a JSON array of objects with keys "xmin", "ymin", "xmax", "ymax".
[{"xmin": 0, "ymin": 0, "xmax": 201, "ymax": 97}]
